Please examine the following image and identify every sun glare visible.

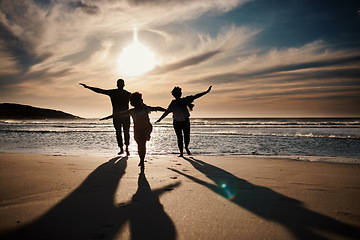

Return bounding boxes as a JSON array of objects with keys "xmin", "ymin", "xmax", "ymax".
[{"xmin": 117, "ymin": 28, "xmax": 157, "ymax": 77}]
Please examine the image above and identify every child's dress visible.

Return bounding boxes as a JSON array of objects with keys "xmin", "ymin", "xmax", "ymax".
[{"xmin": 129, "ymin": 106, "xmax": 153, "ymax": 143}]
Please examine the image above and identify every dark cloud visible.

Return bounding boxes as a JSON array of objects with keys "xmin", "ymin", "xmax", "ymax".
[
  {"xmin": 272, "ymin": 68, "xmax": 360, "ymax": 85},
  {"xmin": 229, "ymin": 85, "xmax": 360, "ymax": 105},
  {"xmin": 268, "ymin": 55, "xmax": 360, "ymax": 76},
  {"xmin": 150, "ymin": 50, "xmax": 221, "ymax": 74},
  {"xmin": 293, "ymin": 93, "xmax": 360, "ymax": 102},
  {"xmin": 191, "ymin": 54, "xmax": 360, "ymax": 85},
  {"xmin": 68, "ymin": 1, "xmax": 99, "ymax": 15},
  {"xmin": 0, "ymin": 23, "xmax": 31, "ymax": 68},
  {"xmin": 0, "ymin": 1, "xmax": 52, "ymax": 75},
  {"xmin": 0, "ymin": 67, "xmax": 72, "ymax": 96},
  {"xmin": 125, "ymin": 0, "xmax": 194, "ymax": 7},
  {"xmin": 34, "ymin": 0, "xmax": 51, "ymax": 7},
  {"xmin": 0, "ymin": 23, "xmax": 50, "ymax": 72}
]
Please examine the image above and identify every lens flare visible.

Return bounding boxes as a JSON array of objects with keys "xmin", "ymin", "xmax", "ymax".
[{"xmin": 219, "ymin": 181, "xmax": 238, "ymax": 200}]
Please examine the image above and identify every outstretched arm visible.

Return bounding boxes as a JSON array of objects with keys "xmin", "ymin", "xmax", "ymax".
[
  {"xmin": 192, "ymin": 85, "xmax": 212, "ymax": 100},
  {"xmin": 155, "ymin": 109, "xmax": 171, "ymax": 123},
  {"xmin": 149, "ymin": 106, "xmax": 167, "ymax": 112},
  {"xmin": 100, "ymin": 110, "xmax": 130, "ymax": 121},
  {"xmin": 79, "ymin": 83, "xmax": 108, "ymax": 95}
]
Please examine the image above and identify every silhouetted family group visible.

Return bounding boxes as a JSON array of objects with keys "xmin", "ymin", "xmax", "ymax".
[{"xmin": 80, "ymin": 79, "xmax": 211, "ymax": 168}]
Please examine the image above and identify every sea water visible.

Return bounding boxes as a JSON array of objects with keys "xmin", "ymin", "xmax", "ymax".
[{"xmin": 0, "ymin": 118, "xmax": 359, "ymax": 164}]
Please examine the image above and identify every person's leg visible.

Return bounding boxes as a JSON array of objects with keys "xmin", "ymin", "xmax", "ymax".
[
  {"xmin": 173, "ymin": 120, "xmax": 184, "ymax": 156},
  {"xmin": 183, "ymin": 118, "xmax": 191, "ymax": 155},
  {"xmin": 122, "ymin": 117, "xmax": 131, "ymax": 156},
  {"xmin": 113, "ymin": 118, "xmax": 123, "ymax": 154},
  {"xmin": 137, "ymin": 140, "xmax": 146, "ymax": 168}
]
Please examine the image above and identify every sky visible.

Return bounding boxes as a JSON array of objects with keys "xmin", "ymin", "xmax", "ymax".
[{"xmin": 0, "ymin": 0, "xmax": 360, "ymax": 118}]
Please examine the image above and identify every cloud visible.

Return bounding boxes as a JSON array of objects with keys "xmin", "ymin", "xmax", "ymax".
[
  {"xmin": 191, "ymin": 53, "xmax": 360, "ymax": 85},
  {"xmin": 0, "ymin": 0, "xmax": 248, "ymax": 84},
  {"xmin": 150, "ymin": 50, "xmax": 221, "ymax": 74},
  {"xmin": 168, "ymin": 38, "xmax": 360, "ymax": 117},
  {"xmin": 146, "ymin": 24, "xmax": 261, "ymax": 77},
  {"xmin": 0, "ymin": 0, "xmax": 255, "ymax": 113},
  {"xmin": 0, "ymin": 19, "xmax": 49, "ymax": 73},
  {"xmin": 188, "ymin": 40, "xmax": 360, "ymax": 85},
  {"xmin": 68, "ymin": 1, "xmax": 100, "ymax": 15}
]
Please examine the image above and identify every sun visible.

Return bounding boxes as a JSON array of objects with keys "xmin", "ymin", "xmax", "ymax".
[{"xmin": 117, "ymin": 29, "xmax": 157, "ymax": 77}]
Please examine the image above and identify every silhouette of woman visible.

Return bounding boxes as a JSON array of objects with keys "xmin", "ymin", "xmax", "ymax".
[
  {"xmin": 101, "ymin": 92, "xmax": 166, "ymax": 168},
  {"xmin": 156, "ymin": 86, "xmax": 212, "ymax": 157}
]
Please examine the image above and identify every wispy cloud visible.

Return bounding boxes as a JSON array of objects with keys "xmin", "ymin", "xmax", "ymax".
[
  {"xmin": 188, "ymin": 40, "xmax": 360, "ymax": 84},
  {"xmin": 0, "ymin": 0, "xmax": 249, "ymax": 86},
  {"xmin": 150, "ymin": 50, "xmax": 221, "ymax": 74}
]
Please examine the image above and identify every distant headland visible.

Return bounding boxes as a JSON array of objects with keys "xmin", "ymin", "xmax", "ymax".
[{"xmin": 0, "ymin": 103, "xmax": 83, "ymax": 120}]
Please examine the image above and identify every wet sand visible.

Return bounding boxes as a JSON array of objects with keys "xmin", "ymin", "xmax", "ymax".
[{"xmin": 0, "ymin": 153, "xmax": 359, "ymax": 239}]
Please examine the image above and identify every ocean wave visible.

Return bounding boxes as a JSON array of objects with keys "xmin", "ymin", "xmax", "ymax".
[
  {"xmin": 1, "ymin": 126, "xmax": 360, "ymax": 139},
  {"xmin": 188, "ymin": 118, "xmax": 360, "ymax": 126},
  {"xmin": 189, "ymin": 122, "xmax": 360, "ymax": 127},
  {"xmin": 198, "ymin": 131, "xmax": 360, "ymax": 139},
  {"xmin": 0, "ymin": 129, "xmax": 116, "ymax": 133}
]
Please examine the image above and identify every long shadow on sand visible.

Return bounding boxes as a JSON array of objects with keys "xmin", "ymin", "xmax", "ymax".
[
  {"xmin": 128, "ymin": 168, "xmax": 180, "ymax": 239},
  {"xmin": 170, "ymin": 157, "xmax": 360, "ymax": 240},
  {"xmin": 1, "ymin": 157, "xmax": 180, "ymax": 240}
]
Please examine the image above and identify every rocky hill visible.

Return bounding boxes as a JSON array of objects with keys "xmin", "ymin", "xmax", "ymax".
[{"xmin": 0, "ymin": 103, "xmax": 83, "ymax": 120}]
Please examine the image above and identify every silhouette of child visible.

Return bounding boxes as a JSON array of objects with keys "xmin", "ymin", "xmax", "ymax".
[{"xmin": 101, "ymin": 92, "xmax": 166, "ymax": 168}]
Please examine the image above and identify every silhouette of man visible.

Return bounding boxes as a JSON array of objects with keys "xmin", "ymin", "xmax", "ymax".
[{"xmin": 80, "ymin": 79, "xmax": 131, "ymax": 155}]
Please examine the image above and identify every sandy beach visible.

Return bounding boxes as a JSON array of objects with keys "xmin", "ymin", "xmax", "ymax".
[{"xmin": 0, "ymin": 153, "xmax": 359, "ymax": 240}]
